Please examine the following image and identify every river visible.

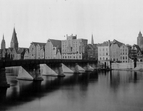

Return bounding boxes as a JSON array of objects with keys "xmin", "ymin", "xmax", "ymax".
[{"xmin": 0, "ymin": 69, "xmax": 143, "ymax": 111}]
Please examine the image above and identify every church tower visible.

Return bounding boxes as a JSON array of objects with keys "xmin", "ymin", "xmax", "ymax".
[
  {"xmin": 1, "ymin": 35, "xmax": 6, "ymax": 50},
  {"xmin": 91, "ymin": 34, "xmax": 94, "ymax": 45},
  {"xmin": 137, "ymin": 31, "xmax": 143, "ymax": 47},
  {"xmin": 10, "ymin": 27, "xmax": 18, "ymax": 50}
]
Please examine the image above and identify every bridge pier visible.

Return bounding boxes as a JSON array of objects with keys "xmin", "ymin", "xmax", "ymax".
[
  {"xmin": 74, "ymin": 63, "xmax": 85, "ymax": 74},
  {"xmin": 17, "ymin": 64, "xmax": 43, "ymax": 81},
  {"xmin": 33, "ymin": 64, "xmax": 43, "ymax": 81},
  {"xmin": 57, "ymin": 63, "xmax": 65, "ymax": 77},
  {"xmin": 0, "ymin": 67, "xmax": 10, "ymax": 88},
  {"xmin": 85, "ymin": 63, "xmax": 94, "ymax": 72}
]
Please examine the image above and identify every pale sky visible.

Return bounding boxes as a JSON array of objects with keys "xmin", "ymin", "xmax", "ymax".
[{"xmin": 0, "ymin": 0, "xmax": 143, "ymax": 48}]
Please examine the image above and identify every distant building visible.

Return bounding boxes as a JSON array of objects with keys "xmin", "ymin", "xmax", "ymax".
[
  {"xmin": 110, "ymin": 39, "xmax": 124, "ymax": 62},
  {"xmin": 61, "ymin": 34, "xmax": 87, "ymax": 60},
  {"xmin": 45, "ymin": 39, "xmax": 61, "ymax": 59},
  {"xmin": 97, "ymin": 40, "xmax": 111, "ymax": 67},
  {"xmin": 129, "ymin": 44, "xmax": 143, "ymax": 62},
  {"xmin": 120, "ymin": 44, "xmax": 131, "ymax": 63},
  {"xmin": 29, "ymin": 42, "xmax": 46, "ymax": 59},
  {"xmin": 98, "ymin": 40, "xmax": 111, "ymax": 61},
  {"xmin": 24, "ymin": 49, "xmax": 30, "ymax": 59}
]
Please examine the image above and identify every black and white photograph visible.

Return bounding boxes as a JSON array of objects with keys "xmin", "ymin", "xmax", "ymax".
[{"xmin": 0, "ymin": 0, "xmax": 143, "ymax": 111}]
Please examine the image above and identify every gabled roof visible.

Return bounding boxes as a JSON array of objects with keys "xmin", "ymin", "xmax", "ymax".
[
  {"xmin": 16, "ymin": 48, "xmax": 26, "ymax": 54},
  {"xmin": 11, "ymin": 27, "xmax": 18, "ymax": 44},
  {"xmin": 31, "ymin": 42, "xmax": 46, "ymax": 47},
  {"xmin": 97, "ymin": 40, "xmax": 111, "ymax": 46},
  {"xmin": 111, "ymin": 39, "xmax": 124, "ymax": 47},
  {"xmin": 48, "ymin": 39, "xmax": 61, "ymax": 48}
]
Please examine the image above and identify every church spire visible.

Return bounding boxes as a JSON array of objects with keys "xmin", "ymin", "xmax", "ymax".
[
  {"xmin": 1, "ymin": 34, "xmax": 6, "ymax": 50},
  {"xmin": 91, "ymin": 34, "xmax": 94, "ymax": 45},
  {"xmin": 138, "ymin": 31, "xmax": 142, "ymax": 37},
  {"xmin": 11, "ymin": 27, "xmax": 18, "ymax": 50}
]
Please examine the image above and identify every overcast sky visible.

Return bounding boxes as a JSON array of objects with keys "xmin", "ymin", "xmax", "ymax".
[{"xmin": 0, "ymin": 0, "xmax": 143, "ymax": 48}]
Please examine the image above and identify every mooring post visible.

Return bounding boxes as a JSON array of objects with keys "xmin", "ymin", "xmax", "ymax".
[{"xmin": 0, "ymin": 59, "xmax": 10, "ymax": 88}]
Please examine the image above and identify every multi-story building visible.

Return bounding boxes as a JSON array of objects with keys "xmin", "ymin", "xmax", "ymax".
[
  {"xmin": 61, "ymin": 34, "xmax": 87, "ymax": 60},
  {"xmin": 129, "ymin": 44, "xmax": 143, "ymax": 62},
  {"xmin": 98, "ymin": 40, "xmax": 111, "ymax": 61},
  {"xmin": 45, "ymin": 39, "xmax": 61, "ymax": 59},
  {"xmin": 85, "ymin": 44, "xmax": 98, "ymax": 60},
  {"xmin": 98, "ymin": 40, "xmax": 111, "ymax": 67},
  {"xmin": 110, "ymin": 39, "xmax": 123, "ymax": 62},
  {"xmin": 29, "ymin": 42, "xmax": 45, "ymax": 59},
  {"xmin": 120, "ymin": 44, "xmax": 131, "ymax": 63}
]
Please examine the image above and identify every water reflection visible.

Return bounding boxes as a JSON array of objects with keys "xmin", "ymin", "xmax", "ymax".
[{"xmin": 1, "ymin": 69, "xmax": 143, "ymax": 111}]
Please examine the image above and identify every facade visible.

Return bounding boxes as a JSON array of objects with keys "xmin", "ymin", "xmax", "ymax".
[
  {"xmin": 29, "ymin": 42, "xmax": 45, "ymax": 59},
  {"xmin": 129, "ymin": 44, "xmax": 143, "ymax": 62},
  {"xmin": 85, "ymin": 44, "xmax": 98, "ymax": 60},
  {"xmin": 61, "ymin": 34, "xmax": 87, "ymax": 60},
  {"xmin": 120, "ymin": 44, "xmax": 131, "ymax": 63},
  {"xmin": 24, "ymin": 49, "xmax": 30, "ymax": 59},
  {"xmin": 45, "ymin": 39, "xmax": 61, "ymax": 59},
  {"xmin": 110, "ymin": 40, "xmax": 123, "ymax": 62},
  {"xmin": 98, "ymin": 40, "xmax": 111, "ymax": 67},
  {"xmin": 98, "ymin": 40, "xmax": 111, "ymax": 61}
]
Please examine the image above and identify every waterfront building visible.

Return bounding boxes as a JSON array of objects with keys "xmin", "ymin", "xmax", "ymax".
[
  {"xmin": 129, "ymin": 44, "xmax": 143, "ymax": 62},
  {"xmin": 110, "ymin": 39, "xmax": 124, "ymax": 62},
  {"xmin": 98, "ymin": 40, "xmax": 111, "ymax": 61},
  {"xmin": 120, "ymin": 44, "xmax": 131, "ymax": 63},
  {"xmin": 29, "ymin": 42, "xmax": 45, "ymax": 59},
  {"xmin": 85, "ymin": 44, "xmax": 98, "ymax": 60},
  {"xmin": 98, "ymin": 40, "xmax": 111, "ymax": 67},
  {"xmin": 45, "ymin": 39, "xmax": 61, "ymax": 59},
  {"xmin": 61, "ymin": 34, "xmax": 87, "ymax": 60}
]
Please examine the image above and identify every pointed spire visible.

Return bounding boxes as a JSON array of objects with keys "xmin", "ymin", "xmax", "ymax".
[
  {"xmin": 1, "ymin": 34, "xmax": 6, "ymax": 49},
  {"xmin": 11, "ymin": 27, "xmax": 19, "ymax": 50},
  {"xmin": 3, "ymin": 34, "xmax": 4, "ymax": 40},
  {"xmin": 91, "ymin": 34, "xmax": 94, "ymax": 45}
]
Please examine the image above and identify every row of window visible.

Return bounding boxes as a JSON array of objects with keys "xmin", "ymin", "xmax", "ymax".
[
  {"xmin": 99, "ymin": 48, "xmax": 109, "ymax": 51},
  {"xmin": 99, "ymin": 57, "xmax": 109, "ymax": 60},
  {"xmin": 62, "ymin": 55, "xmax": 82, "ymax": 59},
  {"xmin": 99, "ymin": 53, "xmax": 108, "ymax": 56},
  {"xmin": 120, "ymin": 56, "xmax": 128, "ymax": 60}
]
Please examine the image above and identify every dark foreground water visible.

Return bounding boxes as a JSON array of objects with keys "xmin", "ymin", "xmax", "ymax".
[{"xmin": 1, "ymin": 70, "xmax": 143, "ymax": 111}]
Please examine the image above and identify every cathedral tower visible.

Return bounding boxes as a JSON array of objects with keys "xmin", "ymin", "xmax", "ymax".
[
  {"xmin": 1, "ymin": 35, "xmax": 5, "ymax": 50},
  {"xmin": 10, "ymin": 27, "xmax": 18, "ymax": 50},
  {"xmin": 91, "ymin": 34, "xmax": 94, "ymax": 45}
]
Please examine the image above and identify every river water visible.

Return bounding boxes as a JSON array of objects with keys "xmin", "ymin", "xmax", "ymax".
[{"xmin": 1, "ymin": 69, "xmax": 143, "ymax": 111}]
